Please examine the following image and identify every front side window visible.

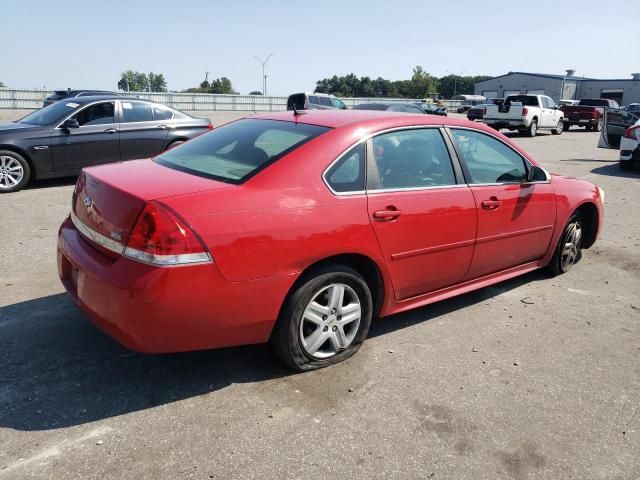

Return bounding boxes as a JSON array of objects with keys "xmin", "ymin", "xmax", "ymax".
[
  {"xmin": 156, "ymin": 119, "xmax": 330, "ymax": 184},
  {"xmin": 325, "ymin": 143, "xmax": 365, "ymax": 193},
  {"xmin": 369, "ymin": 128, "xmax": 456, "ymax": 190},
  {"xmin": 450, "ymin": 129, "xmax": 527, "ymax": 184},
  {"xmin": 72, "ymin": 102, "xmax": 115, "ymax": 126},
  {"xmin": 122, "ymin": 101, "xmax": 154, "ymax": 123}
]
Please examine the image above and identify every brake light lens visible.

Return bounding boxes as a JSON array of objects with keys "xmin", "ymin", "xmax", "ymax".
[
  {"xmin": 207, "ymin": 122, "xmax": 214, "ymax": 130},
  {"xmin": 124, "ymin": 202, "xmax": 212, "ymax": 266},
  {"xmin": 624, "ymin": 125, "xmax": 640, "ymax": 140},
  {"xmin": 522, "ymin": 107, "xmax": 528, "ymax": 116}
]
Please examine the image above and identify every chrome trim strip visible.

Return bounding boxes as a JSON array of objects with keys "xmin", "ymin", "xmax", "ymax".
[
  {"xmin": 71, "ymin": 211, "xmax": 124, "ymax": 254},
  {"xmin": 368, "ymin": 184, "xmax": 469, "ymax": 194},
  {"xmin": 123, "ymin": 247, "xmax": 211, "ymax": 266}
]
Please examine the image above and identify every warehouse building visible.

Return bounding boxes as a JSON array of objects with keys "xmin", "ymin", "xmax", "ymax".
[{"xmin": 474, "ymin": 71, "xmax": 640, "ymax": 105}]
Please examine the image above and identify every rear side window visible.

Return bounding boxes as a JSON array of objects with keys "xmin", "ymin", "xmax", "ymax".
[
  {"xmin": 155, "ymin": 119, "xmax": 330, "ymax": 184},
  {"xmin": 325, "ymin": 143, "xmax": 365, "ymax": 193},
  {"xmin": 122, "ymin": 101, "xmax": 154, "ymax": 122},
  {"xmin": 318, "ymin": 96, "xmax": 331, "ymax": 106},
  {"xmin": 153, "ymin": 106, "xmax": 174, "ymax": 121},
  {"xmin": 370, "ymin": 128, "xmax": 456, "ymax": 190},
  {"xmin": 308, "ymin": 96, "xmax": 319, "ymax": 105},
  {"xmin": 450, "ymin": 129, "xmax": 527, "ymax": 183}
]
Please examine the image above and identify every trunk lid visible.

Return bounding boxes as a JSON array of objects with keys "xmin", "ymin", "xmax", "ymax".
[{"xmin": 72, "ymin": 159, "xmax": 233, "ymax": 255}]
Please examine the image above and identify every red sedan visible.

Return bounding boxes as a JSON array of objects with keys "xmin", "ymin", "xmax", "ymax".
[{"xmin": 57, "ymin": 110, "xmax": 604, "ymax": 371}]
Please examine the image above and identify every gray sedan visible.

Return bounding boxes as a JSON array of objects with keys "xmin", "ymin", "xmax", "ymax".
[{"xmin": 0, "ymin": 96, "xmax": 212, "ymax": 192}]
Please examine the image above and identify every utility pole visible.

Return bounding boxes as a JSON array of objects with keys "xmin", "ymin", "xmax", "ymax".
[
  {"xmin": 446, "ymin": 70, "xmax": 466, "ymax": 98},
  {"xmin": 253, "ymin": 54, "xmax": 274, "ymax": 95}
]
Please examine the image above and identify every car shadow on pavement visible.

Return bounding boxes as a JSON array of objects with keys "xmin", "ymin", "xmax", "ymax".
[
  {"xmin": 0, "ymin": 270, "xmax": 548, "ymax": 432},
  {"xmin": 590, "ymin": 163, "xmax": 639, "ymax": 177}
]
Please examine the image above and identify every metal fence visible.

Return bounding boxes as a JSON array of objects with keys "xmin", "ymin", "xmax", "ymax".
[{"xmin": 0, "ymin": 89, "xmax": 463, "ymax": 112}]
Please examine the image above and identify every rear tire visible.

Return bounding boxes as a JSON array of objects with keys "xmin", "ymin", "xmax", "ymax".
[
  {"xmin": 593, "ymin": 119, "xmax": 602, "ymax": 132},
  {"xmin": 527, "ymin": 119, "xmax": 538, "ymax": 137},
  {"xmin": 546, "ymin": 213, "xmax": 583, "ymax": 276},
  {"xmin": 270, "ymin": 264, "xmax": 373, "ymax": 371},
  {"xmin": 0, "ymin": 150, "xmax": 31, "ymax": 193}
]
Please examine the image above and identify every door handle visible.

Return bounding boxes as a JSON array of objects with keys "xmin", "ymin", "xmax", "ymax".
[
  {"xmin": 373, "ymin": 209, "xmax": 403, "ymax": 221},
  {"xmin": 481, "ymin": 198, "xmax": 502, "ymax": 210},
  {"xmin": 103, "ymin": 128, "xmax": 118, "ymax": 134},
  {"xmin": 156, "ymin": 124, "xmax": 167, "ymax": 129}
]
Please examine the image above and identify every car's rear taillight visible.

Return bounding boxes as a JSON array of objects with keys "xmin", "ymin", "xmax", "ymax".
[
  {"xmin": 207, "ymin": 122, "xmax": 214, "ymax": 130},
  {"xmin": 123, "ymin": 202, "xmax": 212, "ymax": 266},
  {"xmin": 624, "ymin": 125, "xmax": 640, "ymax": 140},
  {"xmin": 521, "ymin": 107, "xmax": 528, "ymax": 116}
]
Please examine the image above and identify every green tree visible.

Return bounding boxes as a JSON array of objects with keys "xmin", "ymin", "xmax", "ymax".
[
  {"xmin": 0, "ymin": 81, "xmax": 5, "ymax": 88},
  {"xmin": 118, "ymin": 70, "xmax": 148, "ymax": 92},
  {"xmin": 148, "ymin": 72, "xmax": 167, "ymax": 92},
  {"xmin": 182, "ymin": 76, "xmax": 238, "ymax": 95},
  {"xmin": 249, "ymin": 91, "xmax": 263, "ymax": 95},
  {"xmin": 408, "ymin": 66, "xmax": 439, "ymax": 98}
]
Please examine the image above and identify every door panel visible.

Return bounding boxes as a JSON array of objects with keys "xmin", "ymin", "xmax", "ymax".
[
  {"xmin": 118, "ymin": 101, "xmax": 170, "ymax": 160},
  {"xmin": 465, "ymin": 184, "xmax": 555, "ymax": 279},
  {"xmin": 449, "ymin": 128, "xmax": 556, "ymax": 279},
  {"xmin": 368, "ymin": 188, "xmax": 477, "ymax": 299},
  {"xmin": 51, "ymin": 101, "xmax": 120, "ymax": 171},
  {"xmin": 366, "ymin": 128, "xmax": 476, "ymax": 300},
  {"xmin": 598, "ymin": 109, "xmax": 639, "ymax": 149}
]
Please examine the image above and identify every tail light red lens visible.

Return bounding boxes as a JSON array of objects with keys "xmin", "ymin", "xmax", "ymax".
[
  {"xmin": 124, "ymin": 202, "xmax": 211, "ymax": 266},
  {"xmin": 624, "ymin": 125, "xmax": 639, "ymax": 140},
  {"xmin": 522, "ymin": 107, "xmax": 528, "ymax": 116},
  {"xmin": 207, "ymin": 122, "xmax": 214, "ymax": 130}
]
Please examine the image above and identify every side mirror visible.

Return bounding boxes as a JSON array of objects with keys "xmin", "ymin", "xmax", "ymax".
[
  {"xmin": 62, "ymin": 119, "xmax": 79, "ymax": 129},
  {"xmin": 527, "ymin": 165, "xmax": 548, "ymax": 182}
]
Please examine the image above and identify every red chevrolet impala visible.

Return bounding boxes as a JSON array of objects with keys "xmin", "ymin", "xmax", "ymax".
[{"xmin": 57, "ymin": 110, "xmax": 604, "ymax": 370}]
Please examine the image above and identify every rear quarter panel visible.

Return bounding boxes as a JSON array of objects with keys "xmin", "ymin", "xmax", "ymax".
[{"xmin": 160, "ymin": 126, "xmax": 386, "ymax": 282}]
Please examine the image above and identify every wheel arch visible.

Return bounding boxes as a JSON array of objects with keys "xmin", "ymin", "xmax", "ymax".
[
  {"xmin": 164, "ymin": 137, "xmax": 189, "ymax": 150},
  {"xmin": 575, "ymin": 201, "xmax": 599, "ymax": 249},
  {"xmin": 282, "ymin": 253, "xmax": 386, "ymax": 319}
]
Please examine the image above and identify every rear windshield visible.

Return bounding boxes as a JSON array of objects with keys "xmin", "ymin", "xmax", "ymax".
[
  {"xmin": 578, "ymin": 99, "xmax": 608, "ymax": 107},
  {"xmin": 155, "ymin": 119, "xmax": 331, "ymax": 184},
  {"xmin": 505, "ymin": 95, "xmax": 540, "ymax": 106}
]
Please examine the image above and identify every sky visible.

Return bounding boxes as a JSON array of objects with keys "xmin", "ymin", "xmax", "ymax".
[{"xmin": 2, "ymin": 0, "xmax": 638, "ymax": 95}]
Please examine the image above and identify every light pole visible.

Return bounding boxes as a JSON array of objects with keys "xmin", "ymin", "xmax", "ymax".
[
  {"xmin": 253, "ymin": 54, "xmax": 274, "ymax": 95},
  {"xmin": 446, "ymin": 70, "xmax": 466, "ymax": 98}
]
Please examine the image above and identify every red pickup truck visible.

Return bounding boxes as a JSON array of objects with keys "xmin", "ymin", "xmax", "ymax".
[{"xmin": 561, "ymin": 98, "xmax": 620, "ymax": 132}]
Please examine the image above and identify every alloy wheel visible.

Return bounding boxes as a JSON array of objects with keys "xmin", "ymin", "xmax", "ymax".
[
  {"xmin": 299, "ymin": 283, "xmax": 362, "ymax": 359},
  {"xmin": 0, "ymin": 156, "xmax": 24, "ymax": 190},
  {"xmin": 561, "ymin": 221, "xmax": 582, "ymax": 271}
]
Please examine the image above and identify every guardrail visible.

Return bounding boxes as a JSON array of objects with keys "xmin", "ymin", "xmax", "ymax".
[{"xmin": 0, "ymin": 89, "xmax": 463, "ymax": 112}]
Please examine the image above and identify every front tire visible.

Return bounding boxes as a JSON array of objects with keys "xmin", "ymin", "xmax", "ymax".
[
  {"xmin": 0, "ymin": 150, "xmax": 31, "ymax": 193},
  {"xmin": 270, "ymin": 264, "xmax": 373, "ymax": 371},
  {"xmin": 546, "ymin": 213, "xmax": 583, "ymax": 276},
  {"xmin": 527, "ymin": 119, "xmax": 538, "ymax": 137},
  {"xmin": 552, "ymin": 120, "xmax": 564, "ymax": 135}
]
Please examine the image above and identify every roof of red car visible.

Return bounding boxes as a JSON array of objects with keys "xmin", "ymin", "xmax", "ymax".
[{"xmin": 250, "ymin": 109, "xmax": 477, "ymax": 129}]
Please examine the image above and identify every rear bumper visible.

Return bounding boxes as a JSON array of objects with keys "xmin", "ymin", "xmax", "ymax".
[
  {"xmin": 619, "ymin": 138, "xmax": 639, "ymax": 161},
  {"xmin": 565, "ymin": 118, "xmax": 597, "ymax": 126},
  {"xmin": 484, "ymin": 119, "xmax": 528, "ymax": 129},
  {"xmin": 57, "ymin": 216, "xmax": 291, "ymax": 353}
]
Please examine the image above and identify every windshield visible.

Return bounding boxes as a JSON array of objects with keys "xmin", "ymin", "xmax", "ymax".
[
  {"xmin": 18, "ymin": 101, "xmax": 81, "ymax": 125},
  {"xmin": 155, "ymin": 119, "xmax": 331, "ymax": 184},
  {"xmin": 505, "ymin": 95, "xmax": 540, "ymax": 107}
]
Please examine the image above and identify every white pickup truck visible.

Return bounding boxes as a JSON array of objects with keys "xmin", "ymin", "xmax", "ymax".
[{"xmin": 483, "ymin": 94, "xmax": 565, "ymax": 137}]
